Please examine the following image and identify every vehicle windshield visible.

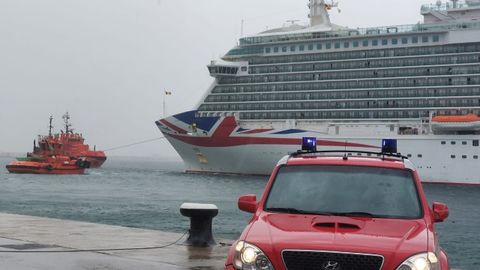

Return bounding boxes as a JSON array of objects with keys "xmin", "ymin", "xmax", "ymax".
[{"xmin": 265, "ymin": 165, "xmax": 422, "ymax": 219}]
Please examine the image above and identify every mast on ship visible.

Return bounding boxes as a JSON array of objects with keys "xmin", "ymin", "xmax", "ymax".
[
  {"xmin": 48, "ymin": 115, "xmax": 54, "ymax": 137},
  {"xmin": 308, "ymin": 0, "xmax": 338, "ymax": 26},
  {"xmin": 63, "ymin": 112, "xmax": 72, "ymax": 134}
]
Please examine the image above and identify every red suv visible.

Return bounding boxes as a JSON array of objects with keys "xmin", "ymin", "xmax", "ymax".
[{"xmin": 225, "ymin": 138, "xmax": 450, "ymax": 270}]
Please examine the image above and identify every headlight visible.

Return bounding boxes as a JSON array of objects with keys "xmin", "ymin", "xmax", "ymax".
[
  {"xmin": 233, "ymin": 241, "xmax": 274, "ymax": 270},
  {"xmin": 397, "ymin": 252, "xmax": 440, "ymax": 270}
]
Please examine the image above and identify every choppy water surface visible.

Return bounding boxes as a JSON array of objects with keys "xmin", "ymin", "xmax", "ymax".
[{"xmin": 0, "ymin": 156, "xmax": 479, "ymax": 269}]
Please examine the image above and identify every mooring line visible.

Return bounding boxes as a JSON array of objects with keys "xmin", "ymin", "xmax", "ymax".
[{"xmin": 0, "ymin": 230, "xmax": 188, "ymax": 253}]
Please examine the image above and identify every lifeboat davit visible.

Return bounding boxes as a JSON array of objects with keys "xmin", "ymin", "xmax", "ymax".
[
  {"xmin": 431, "ymin": 114, "xmax": 480, "ymax": 132},
  {"xmin": 6, "ymin": 156, "xmax": 90, "ymax": 175}
]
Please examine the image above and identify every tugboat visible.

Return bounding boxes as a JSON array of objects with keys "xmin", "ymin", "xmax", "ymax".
[
  {"xmin": 6, "ymin": 113, "xmax": 105, "ymax": 174},
  {"xmin": 6, "ymin": 155, "xmax": 90, "ymax": 175},
  {"xmin": 31, "ymin": 113, "xmax": 107, "ymax": 168}
]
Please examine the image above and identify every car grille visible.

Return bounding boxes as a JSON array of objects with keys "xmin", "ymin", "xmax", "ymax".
[{"xmin": 282, "ymin": 250, "xmax": 384, "ymax": 270}]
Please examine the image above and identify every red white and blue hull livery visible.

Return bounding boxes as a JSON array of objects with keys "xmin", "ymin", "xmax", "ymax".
[{"xmin": 156, "ymin": 111, "xmax": 480, "ymax": 185}]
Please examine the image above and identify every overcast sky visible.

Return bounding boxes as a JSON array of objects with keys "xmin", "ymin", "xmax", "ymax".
[{"xmin": 0, "ymin": 0, "xmax": 432, "ymax": 158}]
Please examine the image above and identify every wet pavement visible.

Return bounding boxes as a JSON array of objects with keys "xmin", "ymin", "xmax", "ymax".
[{"xmin": 0, "ymin": 213, "xmax": 230, "ymax": 270}]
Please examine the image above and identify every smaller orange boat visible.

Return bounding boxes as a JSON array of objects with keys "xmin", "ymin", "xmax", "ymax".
[
  {"xmin": 431, "ymin": 113, "xmax": 480, "ymax": 132},
  {"xmin": 6, "ymin": 156, "xmax": 90, "ymax": 175},
  {"xmin": 432, "ymin": 114, "xmax": 480, "ymax": 123}
]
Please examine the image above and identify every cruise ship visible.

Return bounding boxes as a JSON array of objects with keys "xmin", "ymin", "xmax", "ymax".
[{"xmin": 156, "ymin": 0, "xmax": 480, "ymax": 185}]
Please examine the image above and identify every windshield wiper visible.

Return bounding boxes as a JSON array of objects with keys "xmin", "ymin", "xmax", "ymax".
[
  {"xmin": 332, "ymin": 212, "xmax": 378, "ymax": 218},
  {"xmin": 265, "ymin": 208, "xmax": 380, "ymax": 217},
  {"xmin": 265, "ymin": 208, "xmax": 334, "ymax": 216},
  {"xmin": 265, "ymin": 208, "xmax": 312, "ymax": 214}
]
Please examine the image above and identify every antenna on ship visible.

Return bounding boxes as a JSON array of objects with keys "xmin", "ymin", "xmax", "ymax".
[
  {"xmin": 63, "ymin": 112, "xmax": 72, "ymax": 134},
  {"xmin": 48, "ymin": 115, "xmax": 54, "ymax": 137}
]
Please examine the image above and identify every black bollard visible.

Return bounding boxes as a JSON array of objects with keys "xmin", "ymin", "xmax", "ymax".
[{"xmin": 180, "ymin": 203, "xmax": 218, "ymax": 247}]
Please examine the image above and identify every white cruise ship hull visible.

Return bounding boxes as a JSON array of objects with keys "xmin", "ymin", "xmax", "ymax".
[{"xmin": 156, "ymin": 111, "xmax": 480, "ymax": 185}]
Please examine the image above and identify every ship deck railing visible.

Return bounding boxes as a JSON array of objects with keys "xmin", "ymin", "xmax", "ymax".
[{"xmin": 236, "ymin": 21, "xmax": 480, "ymax": 48}]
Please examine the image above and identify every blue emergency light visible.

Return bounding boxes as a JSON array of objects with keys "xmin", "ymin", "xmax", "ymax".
[
  {"xmin": 382, "ymin": 139, "xmax": 398, "ymax": 153},
  {"xmin": 302, "ymin": 137, "xmax": 317, "ymax": 152}
]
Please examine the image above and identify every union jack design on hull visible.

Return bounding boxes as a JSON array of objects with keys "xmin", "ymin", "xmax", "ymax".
[
  {"xmin": 156, "ymin": 111, "xmax": 378, "ymax": 175},
  {"xmin": 156, "ymin": 111, "xmax": 480, "ymax": 184}
]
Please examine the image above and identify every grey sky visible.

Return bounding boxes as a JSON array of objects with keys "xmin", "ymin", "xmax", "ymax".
[{"xmin": 0, "ymin": 0, "xmax": 431, "ymax": 158}]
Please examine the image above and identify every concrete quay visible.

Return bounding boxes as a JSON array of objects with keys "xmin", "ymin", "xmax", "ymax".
[{"xmin": 0, "ymin": 213, "xmax": 231, "ymax": 270}]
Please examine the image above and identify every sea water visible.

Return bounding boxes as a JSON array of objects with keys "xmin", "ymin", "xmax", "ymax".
[{"xmin": 0, "ymin": 156, "xmax": 478, "ymax": 269}]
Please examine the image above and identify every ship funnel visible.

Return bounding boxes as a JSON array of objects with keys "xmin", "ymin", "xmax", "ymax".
[{"xmin": 308, "ymin": 0, "xmax": 334, "ymax": 27}]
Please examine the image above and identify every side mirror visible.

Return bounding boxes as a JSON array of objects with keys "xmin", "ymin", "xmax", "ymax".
[
  {"xmin": 238, "ymin": 194, "xmax": 257, "ymax": 213},
  {"xmin": 432, "ymin": 202, "xmax": 449, "ymax": 223}
]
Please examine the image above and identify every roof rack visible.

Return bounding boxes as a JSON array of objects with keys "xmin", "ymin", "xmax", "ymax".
[{"xmin": 290, "ymin": 150, "xmax": 409, "ymax": 160}]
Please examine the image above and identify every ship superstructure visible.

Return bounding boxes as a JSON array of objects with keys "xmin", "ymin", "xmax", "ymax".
[{"xmin": 156, "ymin": 0, "xmax": 480, "ymax": 184}]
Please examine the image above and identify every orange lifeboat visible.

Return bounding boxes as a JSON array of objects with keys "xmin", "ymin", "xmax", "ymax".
[
  {"xmin": 431, "ymin": 114, "xmax": 480, "ymax": 132},
  {"xmin": 432, "ymin": 114, "xmax": 480, "ymax": 123},
  {"xmin": 6, "ymin": 156, "xmax": 90, "ymax": 175}
]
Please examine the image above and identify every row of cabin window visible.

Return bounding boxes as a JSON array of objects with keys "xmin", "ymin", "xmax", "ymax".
[
  {"xmin": 219, "ymin": 65, "xmax": 480, "ymax": 84},
  {"xmin": 237, "ymin": 110, "xmax": 431, "ymax": 120},
  {"xmin": 249, "ymin": 53, "xmax": 480, "ymax": 74},
  {"xmin": 247, "ymin": 43, "xmax": 480, "ymax": 65},
  {"xmin": 407, "ymin": 154, "xmax": 479, "ymax": 159},
  {"xmin": 214, "ymin": 76, "xmax": 480, "ymax": 93},
  {"xmin": 441, "ymin": 140, "xmax": 480, "ymax": 146},
  {"xmin": 207, "ymin": 87, "xmax": 480, "ymax": 103},
  {"xmin": 208, "ymin": 66, "xmax": 238, "ymax": 75},
  {"xmin": 264, "ymin": 35, "xmax": 440, "ymax": 54},
  {"xmin": 199, "ymin": 98, "xmax": 480, "ymax": 112}
]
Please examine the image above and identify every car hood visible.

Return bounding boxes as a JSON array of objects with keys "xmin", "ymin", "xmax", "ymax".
[{"xmin": 245, "ymin": 213, "xmax": 428, "ymax": 258}]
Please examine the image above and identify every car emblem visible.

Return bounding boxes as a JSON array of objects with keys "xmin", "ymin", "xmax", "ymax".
[{"xmin": 322, "ymin": 261, "xmax": 341, "ymax": 270}]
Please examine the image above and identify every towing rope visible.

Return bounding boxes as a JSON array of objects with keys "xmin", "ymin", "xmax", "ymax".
[{"xmin": 104, "ymin": 137, "xmax": 165, "ymax": 152}]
